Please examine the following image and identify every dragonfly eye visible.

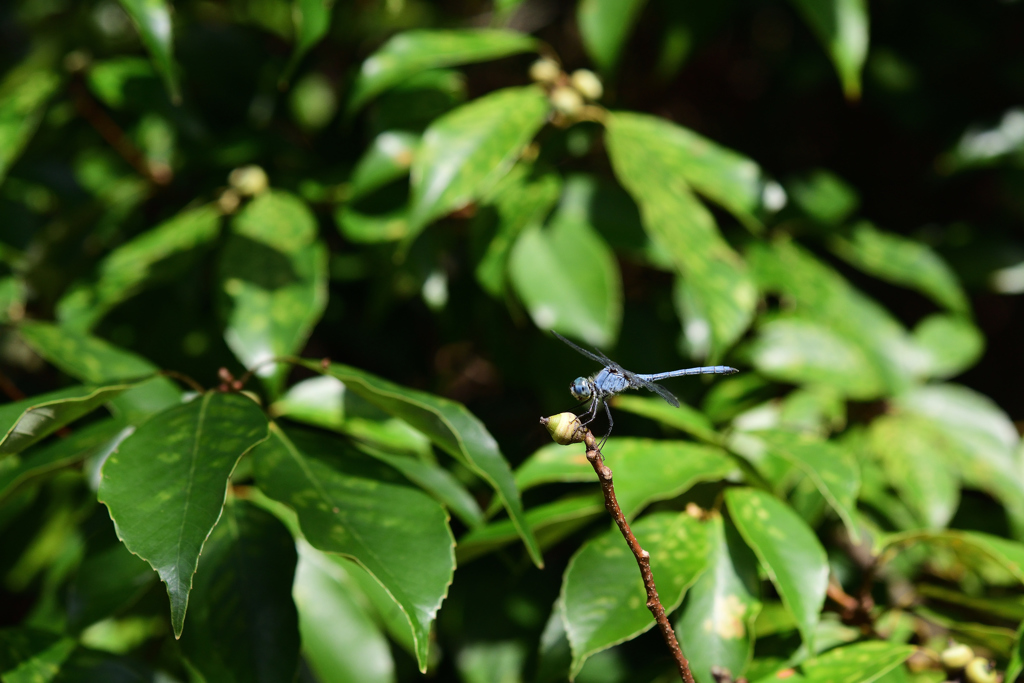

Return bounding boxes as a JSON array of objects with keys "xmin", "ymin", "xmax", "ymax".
[{"xmin": 569, "ymin": 377, "xmax": 591, "ymax": 401}]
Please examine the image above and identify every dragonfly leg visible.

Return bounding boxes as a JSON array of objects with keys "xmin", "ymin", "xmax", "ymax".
[{"xmin": 597, "ymin": 401, "xmax": 614, "ymax": 449}]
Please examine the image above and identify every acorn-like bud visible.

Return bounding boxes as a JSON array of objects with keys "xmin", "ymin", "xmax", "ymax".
[
  {"xmin": 550, "ymin": 86, "xmax": 584, "ymax": 116},
  {"xmin": 541, "ymin": 412, "xmax": 583, "ymax": 445},
  {"xmin": 570, "ymin": 69, "xmax": 603, "ymax": 101},
  {"xmin": 529, "ymin": 57, "xmax": 561, "ymax": 84},
  {"xmin": 228, "ymin": 165, "xmax": 269, "ymax": 196},
  {"xmin": 940, "ymin": 643, "xmax": 974, "ymax": 671},
  {"xmin": 965, "ymin": 657, "xmax": 997, "ymax": 683}
]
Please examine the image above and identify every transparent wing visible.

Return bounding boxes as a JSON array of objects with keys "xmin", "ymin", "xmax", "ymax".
[
  {"xmin": 551, "ymin": 331, "xmax": 617, "ymax": 368},
  {"xmin": 648, "ymin": 382, "xmax": 681, "ymax": 407}
]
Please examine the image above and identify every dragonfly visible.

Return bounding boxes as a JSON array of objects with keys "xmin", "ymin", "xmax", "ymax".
[{"xmin": 552, "ymin": 331, "xmax": 738, "ymax": 443}]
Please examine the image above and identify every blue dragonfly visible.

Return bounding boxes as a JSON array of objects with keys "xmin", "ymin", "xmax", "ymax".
[{"xmin": 552, "ymin": 331, "xmax": 738, "ymax": 443}]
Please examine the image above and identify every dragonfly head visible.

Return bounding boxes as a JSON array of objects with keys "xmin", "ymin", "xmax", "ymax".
[{"xmin": 569, "ymin": 376, "xmax": 592, "ymax": 402}]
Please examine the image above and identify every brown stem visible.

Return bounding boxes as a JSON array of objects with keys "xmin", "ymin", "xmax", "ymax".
[
  {"xmin": 158, "ymin": 369, "xmax": 205, "ymax": 394},
  {"xmin": 581, "ymin": 429, "xmax": 696, "ymax": 683}
]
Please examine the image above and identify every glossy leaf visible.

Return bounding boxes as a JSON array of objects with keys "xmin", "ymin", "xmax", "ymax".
[
  {"xmin": 18, "ymin": 321, "xmax": 182, "ymax": 423},
  {"xmin": 752, "ymin": 430, "xmax": 860, "ymax": 539},
  {"xmin": 0, "ymin": 49, "xmax": 61, "ymax": 184},
  {"xmin": 606, "ymin": 112, "xmax": 757, "ymax": 361},
  {"xmin": 799, "ymin": 640, "xmax": 914, "ymax": 683},
  {"xmin": 286, "ymin": 0, "xmax": 336, "ymax": 78},
  {"xmin": 611, "ymin": 395, "xmax": 720, "ymax": 444},
  {"xmin": 509, "ymin": 176, "xmax": 622, "ymax": 347},
  {"xmin": 408, "ymin": 86, "xmax": 550, "ymax": 239},
  {"xmin": 831, "ymin": 222, "xmax": 968, "ymax": 313},
  {"xmin": 787, "ymin": 0, "xmax": 869, "ymax": 100},
  {"xmin": 747, "ymin": 317, "xmax": 885, "ymax": 399},
  {"xmin": 577, "ymin": 0, "xmax": 648, "ymax": 73},
  {"xmin": 457, "ymin": 494, "xmax": 604, "ymax": 564},
  {"xmin": 725, "ymin": 487, "xmax": 828, "ymax": 650},
  {"xmin": 251, "ymin": 426, "xmax": 454, "ymax": 671},
  {"xmin": 293, "ymin": 542, "xmax": 395, "ymax": 683},
  {"xmin": 98, "ymin": 392, "xmax": 269, "ymax": 638},
  {"xmin": 56, "ymin": 204, "xmax": 222, "ymax": 331},
  {"xmin": 474, "ymin": 164, "xmax": 561, "ymax": 297},
  {"xmin": 912, "ymin": 314, "xmax": 984, "ymax": 379},
  {"xmin": 561, "ymin": 511, "xmax": 710, "ymax": 677},
  {"xmin": 514, "ymin": 442, "xmax": 594, "ymax": 491},
  {"xmin": 0, "ymin": 628, "xmax": 76, "ymax": 683},
  {"xmin": 884, "ymin": 529, "xmax": 1024, "ymax": 585},
  {"xmin": 336, "ymin": 206, "xmax": 408, "ymax": 243},
  {"xmin": 348, "ymin": 29, "xmax": 538, "ymax": 112},
  {"xmin": 676, "ymin": 515, "xmax": 761, "ymax": 683},
  {"xmin": 0, "ymin": 384, "xmax": 136, "ymax": 456},
  {"xmin": 299, "ymin": 359, "xmax": 542, "ymax": 567},
  {"xmin": 348, "ymin": 130, "xmax": 418, "ymax": 202},
  {"xmin": 0, "ymin": 420, "xmax": 126, "ymax": 503},
  {"xmin": 179, "ymin": 499, "xmax": 300, "ymax": 683},
  {"xmin": 221, "ymin": 194, "xmax": 328, "ymax": 395},
  {"xmin": 869, "ymin": 415, "xmax": 960, "ymax": 529},
  {"xmin": 117, "ymin": 0, "xmax": 180, "ymax": 102}
]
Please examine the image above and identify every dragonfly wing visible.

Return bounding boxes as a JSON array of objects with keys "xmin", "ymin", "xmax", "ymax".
[
  {"xmin": 642, "ymin": 378, "xmax": 680, "ymax": 407},
  {"xmin": 552, "ymin": 331, "xmax": 615, "ymax": 367}
]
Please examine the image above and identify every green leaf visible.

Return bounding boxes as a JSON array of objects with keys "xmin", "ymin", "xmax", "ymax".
[
  {"xmin": 457, "ymin": 494, "xmax": 604, "ymax": 565},
  {"xmin": 0, "ymin": 384, "xmax": 137, "ymax": 456},
  {"xmin": 912, "ymin": 314, "xmax": 984, "ymax": 379},
  {"xmin": 798, "ymin": 640, "xmax": 914, "ymax": 683},
  {"xmin": 0, "ymin": 628, "xmax": 76, "ymax": 683},
  {"xmin": 561, "ymin": 511, "xmax": 710, "ymax": 677},
  {"xmin": 787, "ymin": 0, "xmax": 869, "ymax": 100},
  {"xmin": 725, "ymin": 487, "xmax": 828, "ymax": 651},
  {"xmin": 0, "ymin": 48, "xmax": 62, "ymax": 184},
  {"xmin": 348, "ymin": 130, "xmax": 418, "ymax": 202},
  {"xmin": 86, "ymin": 57, "xmax": 158, "ymax": 110},
  {"xmin": 787, "ymin": 169, "xmax": 859, "ymax": 227},
  {"xmin": 508, "ymin": 176, "xmax": 622, "ymax": 347},
  {"xmin": 179, "ymin": 499, "xmax": 300, "ymax": 683},
  {"xmin": 66, "ymin": 542, "xmax": 156, "ymax": 631},
  {"xmin": 752, "ymin": 430, "xmax": 861, "ymax": 540},
  {"xmin": 251, "ymin": 426, "xmax": 453, "ymax": 672},
  {"xmin": 299, "ymin": 359, "xmax": 543, "ymax": 567},
  {"xmin": 335, "ymin": 206, "xmax": 408, "ymax": 243},
  {"xmin": 831, "ymin": 222, "xmax": 969, "ymax": 313},
  {"xmin": 611, "ymin": 395, "xmax": 720, "ymax": 444},
  {"xmin": 868, "ymin": 415, "xmax": 960, "ymax": 530},
  {"xmin": 606, "ymin": 112, "xmax": 757, "ymax": 361},
  {"xmin": 408, "ymin": 86, "xmax": 550, "ymax": 239},
  {"xmin": 98, "ymin": 392, "xmax": 269, "ymax": 638},
  {"xmin": 1008, "ymin": 619, "xmax": 1024, "ymax": 683},
  {"xmin": 514, "ymin": 442, "xmax": 596, "ymax": 490},
  {"xmin": 347, "ymin": 29, "xmax": 539, "ymax": 113},
  {"xmin": 0, "ymin": 420, "xmax": 127, "ymax": 503},
  {"xmin": 577, "ymin": 0, "xmax": 648, "ymax": 73},
  {"xmin": 474, "ymin": 164, "xmax": 561, "ymax": 298},
  {"xmin": 0, "ymin": 276, "xmax": 26, "ymax": 324},
  {"xmin": 56, "ymin": 204, "xmax": 222, "ymax": 331},
  {"xmin": 747, "ymin": 317, "xmax": 885, "ymax": 399},
  {"xmin": 676, "ymin": 515, "xmax": 761, "ymax": 683},
  {"xmin": 884, "ymin": 529, "xmax": 1024, "ymax": 586},
  {"xmin": 18, "ymin": 322, "xmax": 182, "ymax": 423},
  {"xmin": 284, "ymin": 0, "xmax": 336, "ymax": 81},
  {"xmin": 117, "ymin": 0, "xmax": 180, "ymax": 103},
  {"xmin": 293, "ymin": 542, "xmax": 395, "ymax": 683},
  {"xmin": 220, "ymin": 194, "xmax": 328, "ymax": 395}
]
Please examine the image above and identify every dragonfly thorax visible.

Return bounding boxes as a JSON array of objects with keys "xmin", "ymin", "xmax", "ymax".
[{"xmin": 569, "ymin": 376, "xmax": 592, "ymax": 401}]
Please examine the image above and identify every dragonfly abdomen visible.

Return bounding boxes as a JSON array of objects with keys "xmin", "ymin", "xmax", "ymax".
[{"xmin": 642, "ymin": 366, "xmax": 738, "ymax": 381}]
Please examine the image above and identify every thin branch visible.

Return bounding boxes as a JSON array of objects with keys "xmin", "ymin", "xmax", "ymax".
[
  {"xmin": 581, "ymin": 428, "xmax": 696, "ymax": 683},
  {"xmin": 158, "ymin": 369, "xmax": 205, "ymax": 394}
]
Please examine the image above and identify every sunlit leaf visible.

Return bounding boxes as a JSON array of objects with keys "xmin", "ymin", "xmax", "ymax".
[
  {"xmin": 912, "ymin": 314, "xmax": 983, "ymax": 379},
  {"xmin": 251, "ymin": 425, "xmax": 453, "ymax": 671},
  {"xmin": 831, "ymin": 222, "xmax": 969, "ymax": 313},
  {"xmin": 179, "ymin": 499, "xmax": 300, "ymax": 682},
  {"xmin": 293, "ymin": 542, "xmax": 395, "ymax": 683},
  {"xmin": 348, "ymin": 130, "xmax": 418, "ymax": 202},
  {"xmin": 787, "ymin": 169, "xmax": 859, "ymax": 227},
  {"xmin": 606, "ymin": 112, "xmax": 757, "ymax": 361},
  {"xmin": 725, "ymin": 487, "xmax": 828, "ymax": 650},
  {"xmin": 943, "ymin": 107, "xmax": 1024, "ymax": 172},
  {"xmin": 799, "ymin": 640, "xmax": 914, "ymax": 683},
  {"xmin": 0, "ymin": 48, "xmax": 61, "ymax": 184},
  {"xmin": 335, "ymin": 206, "xmax": 408, "ymax": 243},
  {"xmin": 299, "ymin": 359, "xmax": 543, "ymax": 567},
  {"xmin": 348, "ymin": 30, "xmax": 538, "ymax": 113},
  {"xmin": 408, "ymin": 86, "xmax": 550, "ymax": 239},
  {"xmin": 0, "ymin": 628, "xmax": 76, "ymax": 683},
  {"xmin": 508, "ymin": 175, "xmax": 622, "ymax": 347},
  {"xmin": 98, "ymin": 392, "xmax": 269, "ymax": 638},
  {"xmin": 284, "ymin": 0, "xmax": 336, "ymax": 81},
  {"xmin": 0, "ymin": 383, "xmax": 138, "ymax": 456},
  {"xmin": 474, "ymin": 164, "xmax": 561, "ymax": 297},
  {"xmin": 676, "ymin": 515, "xmax": 761, "ymax": 683},
  {"xmin": 787, "ymin": 0, "xmax": 869, "ymax": 100},
  {"xmin": 577, "ymin": 0, "xmax": 648, "ymax": 73},
  {"xmin": 56, "ymin": 204, "xmax": 222, "ymax": 331},
  {"xmin": 117, "ymin": 0, "xmax": 180, "ymax": 103},
  {"xmin": 611, "ymin": 395, "xmax": 720, "ymax": 444},
  {"xmin": 561, "ymin": 511, "xmax": 710, "ymax": 677}
]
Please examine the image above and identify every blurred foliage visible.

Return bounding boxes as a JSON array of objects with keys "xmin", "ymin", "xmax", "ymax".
[{"xmin": 1, "ymin": 0, "xmax": 1023, "ymax": 682}]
